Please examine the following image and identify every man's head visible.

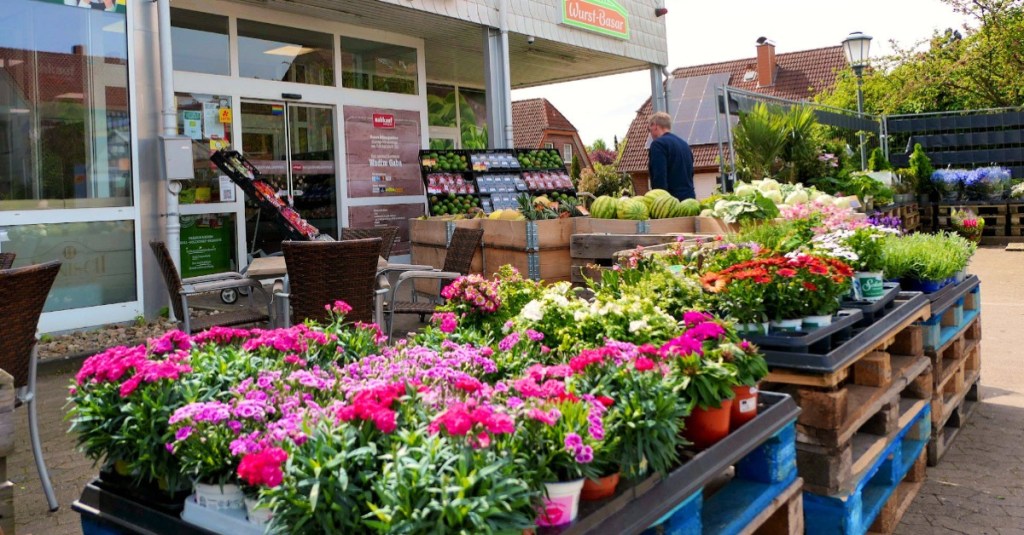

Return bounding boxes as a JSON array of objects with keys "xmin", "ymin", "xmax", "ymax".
[{"xmin": 649, "ymin": 112, "xmax": 672, "ymax": 139}]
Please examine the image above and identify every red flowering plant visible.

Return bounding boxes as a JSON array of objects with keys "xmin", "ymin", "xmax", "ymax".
[
  {"xmin": 699, "ymin": 259, "xmax": 771, "ymax": 326},
  {"xmin": 659, "ymin": 314, "xmax": 741, "ymax": 411},
  {"xmin": 567, "ymin": 341, "xmax": 689, "ymax": 478},
  {"xmin": 67, "ymin": 331, "xmax": 194, "ymax": 492},
  {"xmin": 782, "ymin": 253, "xmax": 854, "ymax": 317}
]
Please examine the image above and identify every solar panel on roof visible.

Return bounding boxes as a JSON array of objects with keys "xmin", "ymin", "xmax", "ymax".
[{"xmin": 666, "ymin": 73, "xmax": 731, "ymax": 145}]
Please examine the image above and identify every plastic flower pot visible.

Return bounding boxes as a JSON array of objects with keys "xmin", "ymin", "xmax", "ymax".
[
  {"xmin": 536, "ymin": 479, "xmax": 585, "ymax": 527},
  {"xmin": 955, "ymin": 270, "xmax": 967, "ymax": 285},
  {"xmin": 730, "ymin": 385, "xmax": 759, "ymax": 431},
  {"xmin": 855, "ymin": 271, "xmax": 885, "ymax": 301},
  {"xmin": 245, "ymin": 497, "xmax": 272, "ymax": 526},
  {"xmin": 802, "ymin": 315, "xmax": 833, "ymax": 330},
  {"xmin": 737, "ymin": 322, "xmax": 769, "ymax": 336},
  {"xmin": 769, "ymin": 318, "xmax": 803, "ymax": 333},
  {"xmin": 581, "ymin": 472, "xmax": 620, "ymax": 501},
  {"xmin": 684, "ymin": 399, "xmax": 734, "ymax": 450},
  {"xmin": 907, "ymin": 278, "xmax": 944, "ymax": 293},
  {"xmin": 193, "ymin": 482, "xmax": 245, "ymax": 511}
]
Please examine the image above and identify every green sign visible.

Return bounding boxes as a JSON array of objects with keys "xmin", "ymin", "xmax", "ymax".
[
  {"xmin": 40, "ymin": 0, "xmax": 127, "ymax": 14},
  {"xmin": 562, "ymin": 0, "xmax": 629, "ymax": 40},
  {"xmin": 180, "ymin": 215, "xmax": 234, "ymax": 278}
]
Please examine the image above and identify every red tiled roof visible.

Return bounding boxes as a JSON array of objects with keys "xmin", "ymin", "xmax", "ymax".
[
  {"xmin": 512, "ymin": 98, "xmax": 578, "ymax": 148},
  {"xmin": 619, "ymin": 45, "xmax": 847, "ymax": 173}
]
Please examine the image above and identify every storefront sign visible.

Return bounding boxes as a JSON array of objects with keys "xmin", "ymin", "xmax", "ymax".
[
  {"xmin": 562, "ymin": 0, "xmax": 629, "ymax": 40},
  {"xmin": 180, "ymin": 215, "xmax": 234, "ymax": 278},
  {"xmin": 343, "ymin": 106, "xmax": 423, "ymax": 198},
  {"xmin": 348, "ymin": 204, "xmax": 425, "ymax": 256}
]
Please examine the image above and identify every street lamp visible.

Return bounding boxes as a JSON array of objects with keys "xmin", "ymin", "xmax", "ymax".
[{"xmin": 842, "ymin": 31, "xmax": 872, "ymax": 171}]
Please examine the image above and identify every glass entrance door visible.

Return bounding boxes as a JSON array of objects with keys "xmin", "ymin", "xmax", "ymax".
[{"xmin": 240, "ymin": 100, "xmax": 337, "ymax": 254}]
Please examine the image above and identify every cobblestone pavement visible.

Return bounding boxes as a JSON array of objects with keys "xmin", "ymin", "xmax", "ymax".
[{"xmin": 9, "ymin": 247, "xmax": 1024, "ymax": 534}]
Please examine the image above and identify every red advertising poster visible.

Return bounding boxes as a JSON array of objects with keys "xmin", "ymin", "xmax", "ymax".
[
  {"xmin": 343, "ymin": 106, "xmax": 423, "ymax": 198},
  {"xmin": 348, "ymin": 203, "xmax": 425, "ymax": 256}
]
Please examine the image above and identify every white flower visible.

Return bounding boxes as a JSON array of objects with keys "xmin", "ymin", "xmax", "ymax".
[
  {"xmin": 520, "ymin": 300, "xmax": 544, "ymax": 322},
  {"xmin": 573, "ymin": 310, "xmax": 588, "ymax": 322},
  {"xmin": 629, "ymin": 319, "xmax": 649, "ymax": 333}
]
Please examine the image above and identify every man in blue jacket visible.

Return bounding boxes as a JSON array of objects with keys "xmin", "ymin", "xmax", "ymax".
[{"xmin": 647, "ymin": 111, "xmax": 695, "ymax": 200}]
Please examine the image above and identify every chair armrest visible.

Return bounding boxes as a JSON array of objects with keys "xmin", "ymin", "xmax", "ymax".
[
  {"xmin": 395, "ymin": 270, "xmax": 462, "ymax": 284},
  {"xmin": 377, "ymin": 264, "xmax": 438, "ymax": 278},
  {"xmin": 182, "ymin": 277, "xmax": 264, "ymax": 295},
  {"xmin": 183, "ymin": 272, "xmax": 245, "ymax": 285}
]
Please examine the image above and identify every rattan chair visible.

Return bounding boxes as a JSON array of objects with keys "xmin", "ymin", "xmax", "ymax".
[
  {"xmin": 150, "ymin": 241, "xmax": 270, "ymax": 334},
  {"xmin": 384, "ymin": 227, "xmax": 483, "ymax": 339},
  {"xmin": 0, "ymin": 261, "xmax": 61, "ymax": 511},
  {"xmin": 340, "ymin": 226, "xmax": 399, "ymax": 261},
  {"xmin": 0, "ymin": 252, "xmax": 15, "ymax": 270},
  {"xmin": 278, "ymin": 238, "xmax": 386, "ymax": 326}
]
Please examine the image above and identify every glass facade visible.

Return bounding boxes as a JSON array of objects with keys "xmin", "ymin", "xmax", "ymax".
[
  {"xmin": 171, "ymin": 8, "xmax": 230, "ymax": 76},
  {"xmin": 238, "ymin": 20, "xmax": 334, "ymax": 86},
  {"xmin": 340, "ymin": 37, "xmax": 417, "ymax": 95},
  {"xmin": 0, "ymin": 0, "xmax": 132, "ymax": 210},
  {"xmin": 176, "ymin": 92, "xmax": 234, "ymax": 204}
]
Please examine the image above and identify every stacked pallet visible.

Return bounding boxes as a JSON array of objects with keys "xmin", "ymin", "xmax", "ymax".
[
  {"xmin": 751, "ymin": 292, "xmax": 934, "ymax": 534},
  {"xmin": 913, "ymin": 277, "xmax": 983, "ymax": 465},
  {"xmin": 1009, "ymin": 202, "xmax": 1024, "ymax": 237},
  {"xmin": 569, "ymin": 233, "xmax": 694, "ymax": 285},
  {"xmin": 936, "ymin": 202, "xmax": 1008, "ymax": 242},
  {"xmin": 899, "ymin": 203, "xmax": 920, "ymax": 232},
  {"xmin": 920, "ymin": 202, "xmax": 937, "ymax": 232}
]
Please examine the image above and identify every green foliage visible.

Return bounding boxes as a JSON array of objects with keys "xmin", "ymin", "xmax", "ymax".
[
  {"xmin": 576, "ymin": 163, "xmax": 633, "ymax": 198},
  {"xmin": 868, "ymin": 148, "xmax": 892, "ymax": 171},
  {"xmin": 134, "ymin": 315, "xmax": 146, "ymax": 327},
  {"xmin": 570, "ymin": 154, "xmax": 582, "ymax": 182},
  {"xmin": 881, "ymin": 231, "xmax": 974, "ymax": 281},
  {"xmin": 159, "ymin": 306, "xmax": 170, "ymax": 318},
  {"xmin": 588, "ymin": 138, "xmax": 608, "ymax": 152},
  {"xmin": 908, "ymin": 144, "xmax": 936, "ymax": 195},
  {"xmin": 732, "ymin": 103, "xmax": 789, "ymax": 181}
]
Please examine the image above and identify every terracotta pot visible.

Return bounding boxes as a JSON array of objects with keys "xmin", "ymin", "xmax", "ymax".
[
  {"xmin": 684, "ymin": 399, "xmax": 733, "ymax": 450},
  {"xmin": 730, "ymin": 385, "xmax": 759, "ymax": 431},
  {"xmin": 581, "ymin": 472, "xmax": 620, "ymax": 501}
]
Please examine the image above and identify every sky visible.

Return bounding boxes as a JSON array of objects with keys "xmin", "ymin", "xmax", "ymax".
[{"xmin": 513, "ymin": 0, "xmax": 972, "ymax": 149}]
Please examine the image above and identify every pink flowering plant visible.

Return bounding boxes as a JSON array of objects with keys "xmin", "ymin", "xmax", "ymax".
[
  {"xmin": 568, "ymin": 342, "xmax": 689, "ymax": 478},
  {"xmin": 167, "ymin": 401, "xmax": 239, "ymax": 485},
  {"xmin": 660, "ymin": 314, "xmax": 742, "ymax": 410},
  {"xmin": 67, "ymin": 331, "xmax": 194, "ymax": 491},
  {"xmin": 503, "ymin": 396, "xmax": 604, "ymax": 489}
]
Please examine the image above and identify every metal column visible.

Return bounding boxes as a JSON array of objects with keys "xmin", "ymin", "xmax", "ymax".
[
  {"xmin": 483, "ymin": 0, "xmax": 514, "ymax": 149},
  {"xmin": 650, "ymin": 65, "xmax": 667, "ymax": 114}
]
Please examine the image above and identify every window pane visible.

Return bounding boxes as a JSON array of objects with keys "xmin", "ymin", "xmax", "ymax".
[
  {"xmin": 459, "ymin": 88, "xmax": 488, "ymax": 149},
  {"xmin": 6, "ymin": 220, "xmax": 137, "ymax": 312},
  {"xmin": 341, "ymin": 37, "xmax": 417, "ymax": 95},
  {"xmin": 171, "ymin": 8, "xmax": 229, "ymax": 76},
  {"xmin": 0, "ymin": 2, "xmax": 132, "ymax": 210},
  {"xmin": 238, "ymin": 20, "xmax": 333, "ymax": 86},
  {"xmin": 176, "ymin": 93, "xmax": 234, "ymax": 204}
]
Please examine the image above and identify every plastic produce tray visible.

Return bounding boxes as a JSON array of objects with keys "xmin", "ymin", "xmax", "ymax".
[
  {"xmin": 759, "ymin": 292, "xmax": 931, "ymax": 373},
  {"xmin": 840, "ymin": 282, "xmax": 902, "ymax": 326},
  {"xmin": 74, "ymin": 479, "xmax": 215, "ymax": 535},
  {"xmin": 745, "ymin": 309, "xmax": 863, "ymax": 354}
]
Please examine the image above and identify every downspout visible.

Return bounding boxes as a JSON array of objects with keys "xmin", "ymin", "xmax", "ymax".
[
  {"xmin": 499, "ymin": 0, "xmax": 514, "ymax": 148},
  {"xmin": 158, "ymin": 0, "xmax": 182, "ymax": 317}
]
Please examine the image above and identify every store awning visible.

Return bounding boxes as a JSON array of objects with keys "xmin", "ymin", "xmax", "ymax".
[{"xmin": 226, "ymin": 0, "xmax": 651, "ymax": 88}]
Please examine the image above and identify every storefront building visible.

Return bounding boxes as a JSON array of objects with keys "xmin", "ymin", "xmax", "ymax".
[{"xmin": 0, "ymin": 0, "xmax": 667, "ymax": 332}]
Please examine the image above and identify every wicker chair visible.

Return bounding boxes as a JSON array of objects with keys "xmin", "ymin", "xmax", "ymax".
[
  {"xmin": 384, "ymin": 227, "xmax": 483, "ymax": 339},
  {"xmin": 278, "ymin": 238, "xmax": 386, "ymax": 326},
  {"xmin": 0, "ymin": 252, "xmax": 15, "ymax": 270},
  {"xmin": 150, "ymin": 241, "xmax": 270, "ymax": 334},
  {"xmin": 341, "ymin": 226, "xmax": 399, "ymax": 260},
  {"xmin": 0, "ymin": 261, "xmax": 61, "ymax": 511}
]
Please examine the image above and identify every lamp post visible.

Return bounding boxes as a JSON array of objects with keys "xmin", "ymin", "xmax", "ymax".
[{"xmin": 842, "ymin": 31, "xmax": 872, "ymax": 171}]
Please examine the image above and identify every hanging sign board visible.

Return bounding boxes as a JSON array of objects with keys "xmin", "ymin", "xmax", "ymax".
[{"xmin": 562, "ymin": 0, "xmax": 629, "ymax": 40}]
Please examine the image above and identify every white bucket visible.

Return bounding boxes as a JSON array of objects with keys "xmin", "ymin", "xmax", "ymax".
[
  {"xmin": 245, "ymin": 496, "xmax": 273, "ymax": 526},
  {"xmin": 536, "ymin": 479, "xmax": 585, "ymax": 527},
  {"xmin": 769, "ymin": 318, "xmax": 803, "ymax": 333},
  {"xmin": 194, "ymin": 482, "xmax": 245, "ymax": 511},
  {"xmin": 802, "ymin": 315, "xmax": 833, "ymax": 330}
]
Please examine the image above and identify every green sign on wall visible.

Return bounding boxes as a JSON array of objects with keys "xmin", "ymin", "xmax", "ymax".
[
  {"xmin": 180, "ymin": 214, "xmax": 234, "ymax": 279},
  {"xmin": 562, "ymin": 0, "xmax": 629, "ymax": 40}
]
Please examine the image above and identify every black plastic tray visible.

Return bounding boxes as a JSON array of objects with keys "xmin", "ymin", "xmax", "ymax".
[
  {"xmin": 841, "ymin": 282, "xmax": 902, "ymax": 326},
  {"xmin": 760, "ymin": 292, "xmax": 931, "ymax": 373},
  {"xmin": 74, "ymin": 479, "xmax": 216, "ymax": 535},
  {"xmin": 540, "ymin": 392, "xmax": 800, "ymax": 535},
  {"xmin": 744, "ymin": 309, "xmax": 862, "ymax": 354}
]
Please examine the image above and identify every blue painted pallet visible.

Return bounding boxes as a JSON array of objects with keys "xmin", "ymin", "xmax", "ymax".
[
  {"xmin": 803, "ymin": 403, "xmax": 931, "ymax": 535},
  {"xmin": 919, "ymin": 280, "xmax": 981, "ymax": 352},
  {"xmin": 648, "ymin": 423, "xmax": 801, "ymax": 535}
]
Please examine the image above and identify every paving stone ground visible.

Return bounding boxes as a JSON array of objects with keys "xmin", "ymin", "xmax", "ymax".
[{"xmin": 8, "ymin": 247, "xmax": 1024, "ymax": 534}]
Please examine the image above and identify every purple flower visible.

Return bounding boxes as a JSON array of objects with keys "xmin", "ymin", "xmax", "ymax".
[
  {"xmin": 174, "ymin": 426, "xmax": 193, "ymax": 441},
  {"xmin": 498, "ymin": 332, "xmax": 521, "ymax": 352},
  {"xmin": 575, "ymin": 445, "xmax": 594, "ymax": 464},
  {"xmin": 564, "ymin": 433, "xmax": 583, "ymax": 452},
  {"xmin": 506, "ymin": 396, "xmax": 524, "ymax": 409},
  {"xmin": 525, "ymin": 329, "xmax": 545, "ymax": 342}
]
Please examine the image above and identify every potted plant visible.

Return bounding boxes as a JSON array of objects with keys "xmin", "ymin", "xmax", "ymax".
[
  {"xmin": 842, "ymin": 227, "xmax": 890, "ymax": 302},
  {"xmin": 951, "ymin": 209, "xmax": 984, "ymax": 243},
  {"xmin": 881, "ymin": 232, "xmax": 972, "ymax": 292},
  {"xmin": 700, "ymin": 260, "xmax": 770, "ymax": 335},
  {"xmin": 236, "ymin": 447, "xmax": 287, "ymax": 526},
  {"xmin": 168, "ymin": 400, "xmax": 247, "ymax": 511}
]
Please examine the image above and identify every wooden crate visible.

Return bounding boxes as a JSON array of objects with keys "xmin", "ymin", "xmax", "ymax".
[
  {"xmin": 480, "ymin": 218, "xmax": 574, "ymax": 282},
  {"xmin": 569, "ymin": 233, "xmax": 689, "ymax": 285},
  {"xmin": 573, "ymin": 216, "xmax": 696, "ymax": 235},
  {"xmin": 409, "ymin": 243, "xmax": 484, "ymax": 296},
  {"xmin": 937, "ymin": 202, "xmax": 1008, "ymax": 216},
  {"xmin": 694, "ymin": 216, "xmax": 742, "ymax": 235}
]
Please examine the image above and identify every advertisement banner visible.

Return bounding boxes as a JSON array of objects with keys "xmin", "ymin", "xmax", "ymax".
[
  {"xmin": 343, "ymin": 106, "xmax": 423, "ymax": 198},
  {"xmin": 348, "ymin": 204, "xmax": 425, "ymax": 256},
  {"xmin": 180, "ymin": 214, "xmax": 235, "ymax": 278},
  {"xmin": 562, "ymin": 0, "xmax": 629, "ymax": 40}
]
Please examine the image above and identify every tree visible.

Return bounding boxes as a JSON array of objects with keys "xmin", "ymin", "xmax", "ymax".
[
  {"xmin": 570, "ymin": 154, "xmax": 582, "ymax": 181},
  {"xmin": 588, "ymin": 138, "xmax": 608, "ymax": 152},
  {"xmin": 589, "ymin": 149, "xmax": 616, "ymax": 165}
]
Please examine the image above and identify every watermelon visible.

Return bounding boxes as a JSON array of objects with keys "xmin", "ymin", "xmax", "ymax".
[
  {"xmin": 617, "ymin": 198, "xmax": 648, "ymax": 220},
  {"xmin": 651, "ymin": 196, "xmax": 679, "ymax": 219},
  {"xmin": 590, "ymin": 196, "xmax": 618, "ymax": 219},
  {"xmin": 638, "ymin": 195, "xmax": 656, "ymax": 211},
  {"xmin": 645, "ymin": 189, "xmax": 673, "ymax": 201},
  {"xmin": 678, "ymin": 198, "xmax": 701, "ymax": 217}
]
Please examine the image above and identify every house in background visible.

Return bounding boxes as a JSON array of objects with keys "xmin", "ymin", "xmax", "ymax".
[
  {"xmin": 513, "ymin": 98, "xmax": 592, "ymax": 170},
  {"xmin": 619, "ymin": 40, "xmax": 847, "ymax": 198}
]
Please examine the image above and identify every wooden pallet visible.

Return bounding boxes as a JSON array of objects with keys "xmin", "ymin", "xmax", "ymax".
[
  {"xmin": 928, "ymin": 373, "xmax": 981, "ymax": 466},
  {"xmin": 1007, "ymin": 202, "xmax": 1024, "ymax": 214},
  {"xmin": 569, "ymin": 233, "xmax": 690, "ymax": 285},
  {"xmin": 925, "ymin": 319, "xmax": 982, "ymax": 401},
  {"xmin": 919, "ymin": 283, "xmax": 981, "ymax": 352},
  {"xmin": 802, "ymin": 404, "xmax": 930, "ymax": 535},
  {"xmin": 937, "ymin": 203, "xmax": 1007, "ymax": 216}
]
